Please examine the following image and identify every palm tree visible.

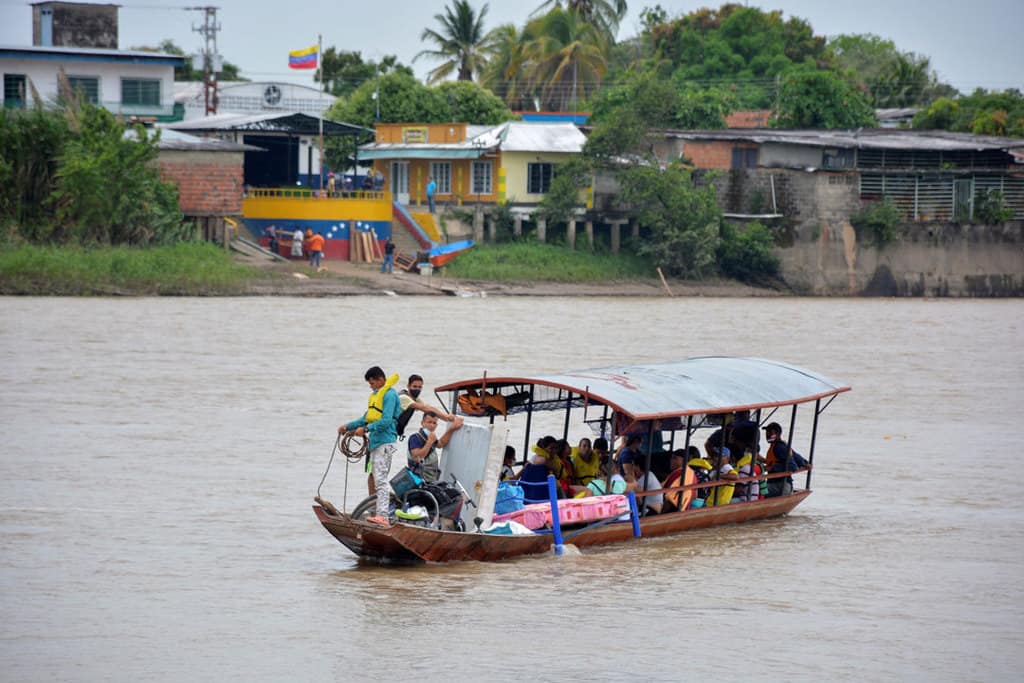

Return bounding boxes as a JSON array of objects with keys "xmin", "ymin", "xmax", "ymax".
[
  {"xmin": 415, "ymin": 0, "xmax": 492, "ymax": 83},
  {"xmin": 533, "ymin": 0, "xmax": 628, "ymax": 38},
  {"xmin": 480, "ymin": 23, "xmax": 537, "ymax": 109},
  {"xmin": 523, "ymin": 9, "xmax": 610, "ymax": 111}
]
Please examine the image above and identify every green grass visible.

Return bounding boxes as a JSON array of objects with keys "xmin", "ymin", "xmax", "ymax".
[
  {"xmin": 0, "ymin": 242, "xmax": 260, "ymax": 295},
  {"xmin": 443, "ymin": 242, "xmax": 655, "ymax": 282}
]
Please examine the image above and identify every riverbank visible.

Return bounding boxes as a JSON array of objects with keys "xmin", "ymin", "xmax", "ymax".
[
  {"xmin": 0, "ymin": 243, "xmax": 782, "ymax": 297},
  {"xmin": 241, "ymin": 256, "xmax": 783, "ymax": 297}
]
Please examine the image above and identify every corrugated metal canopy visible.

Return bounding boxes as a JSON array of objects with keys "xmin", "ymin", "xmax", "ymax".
[
  {"xmin": 166, "ymin": 112, "xmax": 369, "ymax": 137},
  {"xmin": 435, "ymin": 357, "xmax": 850, "ymax": 420}
]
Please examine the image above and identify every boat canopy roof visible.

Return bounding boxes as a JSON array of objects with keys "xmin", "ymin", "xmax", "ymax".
[{"xmin": 436, "ymin": 356, "xmax": 850, "ymax": 421}]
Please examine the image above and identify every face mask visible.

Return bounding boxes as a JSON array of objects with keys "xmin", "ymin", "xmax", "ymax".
[{"xmin": 409, "ymin": 389, "xmax": 421, "ymax": 398}]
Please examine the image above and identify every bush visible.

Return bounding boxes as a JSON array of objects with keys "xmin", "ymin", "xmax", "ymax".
[
  {"xmin": 1, "ymin": 103, "xmax": 185, "ymax": 246},
  {"xmin": 973, "ymin": 190, "xmax": 1013, "ymax": 225},
  {"xmin": 850, "ymin": 198, "xmax": 902, "ymax": 246},
  {"xmin": 717, "ymin": 222, "xmax": 779, "ymax": 283}
]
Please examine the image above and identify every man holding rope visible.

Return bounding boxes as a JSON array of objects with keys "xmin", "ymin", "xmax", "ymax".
[{"xmin": 339, "ymin": 366, "xmax": 401, "ymax": 526}]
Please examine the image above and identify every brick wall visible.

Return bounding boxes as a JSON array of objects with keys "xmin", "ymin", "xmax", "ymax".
[
  {"xmin": 157, "ymin": 150, "xmax": 244, "ymax": 216},
  {"xmin": 682, "ymin": 141, "xmax": 757, "ymax": 170}
]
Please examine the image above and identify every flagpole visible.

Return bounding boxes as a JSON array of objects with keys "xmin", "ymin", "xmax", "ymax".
[{"xmin": 318, "ymin": 33, "xmax": 325, "ymax": 193}]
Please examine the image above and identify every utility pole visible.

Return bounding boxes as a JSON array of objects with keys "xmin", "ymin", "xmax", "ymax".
[{"xmin": 188, "ymin": 6, "xmax": 221, "ymax": 116}]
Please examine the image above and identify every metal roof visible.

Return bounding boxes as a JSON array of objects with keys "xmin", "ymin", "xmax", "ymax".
[
  {"xmin": 436, "ymin": 356, "xmax": 850, "ymax": 421},
  {"xmin": 0, "ymin": 45, "xmax": 184, "ymax": 66},
  {"xmin": 498, "ymin": 121, "xmax": 586, "ymax": 152},
  {"xmin": 165, "ymin": 112, "xmax": 370, "ymax": 137},
  {"xmin": 667, "ymin": 128, "xmax": 1024, "ymax": 152},
  {"xmin": 151, "ymin": 128, "xmax": 261, "ymax": 152},
  {"xmin": 357, "ymin": 120, "xmax": 586, "ymax": 160}
]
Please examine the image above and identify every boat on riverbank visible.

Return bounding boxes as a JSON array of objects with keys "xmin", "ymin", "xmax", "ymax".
[{"xmin": 313, "ymin": 357, "xmax": 850, "ymax": 563}]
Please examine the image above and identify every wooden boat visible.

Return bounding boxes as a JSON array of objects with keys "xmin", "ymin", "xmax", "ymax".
[
  {"xmin": 313, "ymin": 357, "xmax": 849, "ymax": 564},
  {"xmin": 427, "ymin": 239, "xmax": 474, "ymax": 267}
]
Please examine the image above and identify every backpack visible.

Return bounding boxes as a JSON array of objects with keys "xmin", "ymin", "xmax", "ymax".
[{"xmin": 396, "ymin": 404, "xmax": 416, "ymax": 438}]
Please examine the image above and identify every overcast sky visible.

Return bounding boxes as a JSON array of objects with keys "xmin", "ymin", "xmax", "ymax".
[{"xmin": 1, "ymin": 0, "xmax": 1020, "ymax": 93}]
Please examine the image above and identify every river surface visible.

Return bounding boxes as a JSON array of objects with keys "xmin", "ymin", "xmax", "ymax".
[{"xmin": 1, "ymin": 295, "xmax": 1022, "ymax": 682}]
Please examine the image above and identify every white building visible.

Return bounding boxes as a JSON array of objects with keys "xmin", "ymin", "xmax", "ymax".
[
  {"xmin": 1, "ymin": 44, "xmax": 183, "ymax": 120},
  {"xmin": 174, "ymin": 81, "xmax": 336, "ymax": 121}
]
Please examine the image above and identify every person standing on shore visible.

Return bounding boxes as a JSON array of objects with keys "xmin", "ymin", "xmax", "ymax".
[
  {"xmin": 291, "ymin": 227, "xmax": 304, "ymax": 258},
  {"xmin": 339, "ymin": 366, "xmax": 401, "ymax": 525},
  {"xmin": 308, "ymin": 230, "xmax": 324, "ymax": 268},
  {"xmin": 382, "ymin": 237, "xmax": 395, "ymax": 274},
  {"xmin": 426, "ymin": 176, "xmax": 436, "ymax": 213}
]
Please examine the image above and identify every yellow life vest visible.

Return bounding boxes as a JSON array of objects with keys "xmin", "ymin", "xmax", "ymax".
[
  {"xmin": 687, "ymin": 457, "xmax": 713, "ymax": 470},
  {"xmin": 365, "ymin": 373, "xmax": 399, "ymax": 423}
]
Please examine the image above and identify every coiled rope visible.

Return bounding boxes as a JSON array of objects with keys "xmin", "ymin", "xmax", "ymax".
[{"xmin": 315, "ymin": 432, "xmax": 369, "ymax": 514}]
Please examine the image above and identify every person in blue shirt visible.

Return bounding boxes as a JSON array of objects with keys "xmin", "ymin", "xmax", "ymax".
[
  {"xmin": 339, "ymin": 366, "xmax": 401, "ymax": 525},
  {"xmin": 426, "ymin": 176, "xmax": 437, "ymax": 213}
]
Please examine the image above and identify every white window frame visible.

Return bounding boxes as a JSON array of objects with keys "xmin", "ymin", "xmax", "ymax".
[
  {"xmin": 471, "ymin": 160, "xmax": 492, "ymax": 195},
  {"xmin": 430, "ymin": 162, "xmax": 452, "ymax": 194}
]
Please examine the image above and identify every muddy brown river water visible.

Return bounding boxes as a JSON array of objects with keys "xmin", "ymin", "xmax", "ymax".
[{"xmin": 1, "ymin": 296, "xmax": 1021, "ymax": 681}]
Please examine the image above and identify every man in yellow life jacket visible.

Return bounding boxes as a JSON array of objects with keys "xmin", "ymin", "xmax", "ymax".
[{"xmin": 339, "ymin": 366, "xmax": 401, "ymax": 525}]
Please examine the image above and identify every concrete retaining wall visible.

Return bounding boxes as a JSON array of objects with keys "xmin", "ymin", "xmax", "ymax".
[{"xmin": 708, "ymin": 169, "xmax": 1024, "ymax": 296}]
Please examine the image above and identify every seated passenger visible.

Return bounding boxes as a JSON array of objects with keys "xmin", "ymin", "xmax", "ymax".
[
  {"xmin": 732, "ymin": 450, "xmax": 760, "ymax": 502},
  {"xmin": 762, "ymin": 422, "xmax": 809, "ymax": 497},
  {"xmin": 662, "ymin": 449, "xmax": 695, "ymax": 513},
  {"xmin": 407, "ymin": 413, "xmax": 463, "ymax": 483},
  {"xmin": 592, "ymin": 437, "xmax": 612, "ymax": 475},
  {"xmin": 552, "ymin": 439, "xmax": 577, "ymax": 496},
  {"xmin": 728, "ymin": 410, "xmax": 759, "ymax": 459},
  {"xmin": 500, "ymin": 445, "xmax": 517, "ymax": 481},
  {"xmin": 516, "ymin": 447, "xmax": 552, "ymax": 502},
  {"xmin": 585, "ymin": 471, "xmax": 628, "ymax": 497},
  {"xmin": 616, "ymin": 434, "xmax": 643, "ymax": 481},
  {"xmin": 686, "ymin": 446, "xmax": 713, "ymax": 508},
  {"xmin": 631, "ymin": 460, "xmax": 664, "ymax": 515},
  {"xmin": 571, "ymin": 437, "xmax": 601, "ymax": 487},
  {"xmin": 705, "ymin": 446, "xmax": 737, "ymax": 507}
]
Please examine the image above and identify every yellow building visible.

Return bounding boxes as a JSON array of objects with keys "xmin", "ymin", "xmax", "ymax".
[{"xmin": 359, "ymin": 121, "xmax": 588, "ymax": 212}]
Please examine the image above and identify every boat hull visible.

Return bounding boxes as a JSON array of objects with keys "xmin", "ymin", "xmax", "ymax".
[{"xmin": 314, "ymin": 490, "xmax": 810, "ymax": 563}]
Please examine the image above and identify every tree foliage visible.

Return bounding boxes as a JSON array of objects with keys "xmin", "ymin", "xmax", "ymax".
[
  {"xmin": 533, "ymin": 0, "xmax": 627, "ymax": 39},
  {"xmin": 772, "ymin": 68, "xmax": 876, "ymax": 129},
  {"xmin": 416, "ymin": 0, "xmax": 494, "ymax": 83},
  {"xmin": 1, "ymin": 103, "xmax": 184, "ymax": 246},
  {"xmin": 317, "ymin": 50, "xmax": 412, "ymax": 98},
  {"xmin": 616, "ymin": 163, "xmax": 723, "ymax": 278},
  {"xmin": 829, "ymin": 34, "xmax": 954, "ymax": 107},
  {"xmin": 537, "ymin": 158, "xmax": 589, "ymax": 224},
  {"xmin": 643, "ymin": 4, "xmax": 829, "ymax": 108},
  {"xmin": 913, "ymin": 89, "xmax": 1024, "ymax": 137},
  {"xmin": 326, "ymin": 72, "xmax": 512, "ymax": 128},
  {"xmin": 586, "ymin": 70, "xmax": 733, "ymax": 160}
]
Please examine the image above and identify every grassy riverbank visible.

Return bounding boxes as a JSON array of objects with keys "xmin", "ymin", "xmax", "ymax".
[
  {"xmin": 443, "ymin": 242, "xmax": 654, "ymax": 281},
  {"xmin": 0, "ymin": 242, "xmax": 260, "ymax": 295}
]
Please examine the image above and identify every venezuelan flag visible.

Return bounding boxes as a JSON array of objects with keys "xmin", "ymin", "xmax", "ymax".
[{"xmin": 288, "ymin": 45, "xmax": 318, "ymax": 70}]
